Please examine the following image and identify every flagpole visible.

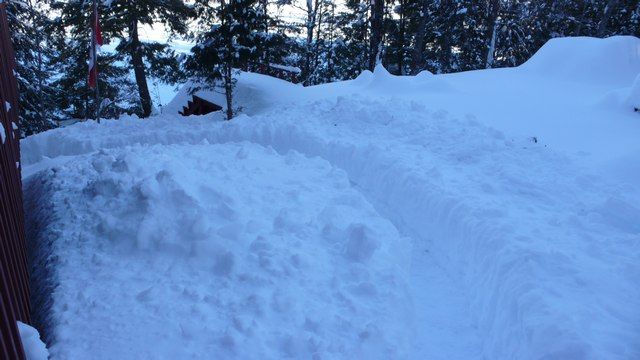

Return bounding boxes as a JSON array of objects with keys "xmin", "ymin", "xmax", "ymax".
[{"xmin": 93, "ymin": 0, "xmax": 100, "ymax": 123}]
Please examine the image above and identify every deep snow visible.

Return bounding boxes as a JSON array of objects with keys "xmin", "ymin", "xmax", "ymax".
[
  {"xmin": 22, "ymin": 36, "xmax": 640, "ymax": 359},
  {"xmin": 25, "ymin": 143, "xmax": 411, "ymax": 358}
]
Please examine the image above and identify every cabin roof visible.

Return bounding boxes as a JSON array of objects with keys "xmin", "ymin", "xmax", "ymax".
[{"xmin": 165, "ymin": 71, "xmax": 300, "ymax": 117}]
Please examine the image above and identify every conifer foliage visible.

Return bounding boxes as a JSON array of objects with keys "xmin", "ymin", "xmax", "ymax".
[
  {"xmin": 106, "ymin": 0, "xmax": 194, "ymax": 117},
  {"xmin": 5, "ymin": 0, "xmax": 57, "ymax": 136},
  {"xmin": 4, "ymin": 0, "xmax": 640, "ymax": 133},
  {"xmin": 186, "ymin": 0, "xmax": 271, "ymax": 119}
]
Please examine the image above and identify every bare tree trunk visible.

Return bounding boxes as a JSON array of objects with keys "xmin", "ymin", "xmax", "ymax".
[
  {"xmin": 368, "ymin": 0, "xmax": 384, "ymax": 71},
  {"xmin": 127, "ymin": 2, "xmax": 152, "ymax": 118},
  {"xmin": 327, "ymin": 1, "xmax": 336, "ymax": 79},
  {"xmin": 313, "ymin": 0, "xmax": 324, "ymax": 70},
  {"xmin": 438, "ymin": 0, "xmax": 453, "ymax": 73},
  {"xmin": 224, "ymin": 65, "xmax": 233, "ymax": 120},
  {"xmin": 485, "ymin": 0, "xmax": 500, "ymax": 69},
  {"xmin": 222, "ymin": 0, "xmax": 234, "ymax": 120},
  {"xmin": 260, "ymin": 0, "xmax": 269, "ymax": 65},
  {"xmin": 397, "ymin": 0, "xmax": 405, "ymax": 75},
  {"xmin": 410, "ymin": 0, "xmax": 430, "ymax": 74},
  {"xmin": 597, "ymin": 0, "xmax": 620, "ymax": 37},
  {"xmin": 303, "ymin": 0, "xmax": 318, "ymax": 85}
]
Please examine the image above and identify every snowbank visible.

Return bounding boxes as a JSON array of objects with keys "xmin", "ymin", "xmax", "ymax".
[
  {"xmin": 22, "ymin": 35, "xmax": 640, "ymax": 359},
  {"xmin": 24, "ymin": 95, "xmax": 640, "ymax": 358},
  {"xmin": 24, "ymin": 141, "xmax": 411, "ymax": 359},
  {"xmin": 520, "ymin": 36, "xmax": 640, "ymax": 86}
]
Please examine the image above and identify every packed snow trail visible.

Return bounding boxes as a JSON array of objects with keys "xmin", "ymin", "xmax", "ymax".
[
  {"xmin": 22, "ymin": 36, "xmax": 640, "ymax": 359},
  {"xmin": 406, "ymin": 242, "xmax": 482, "ymax": 358}
]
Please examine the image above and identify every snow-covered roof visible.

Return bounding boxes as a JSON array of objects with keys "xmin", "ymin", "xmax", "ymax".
[{"xmin": 165, "ymin": 71, "xmax": 301, "ymax": 116}]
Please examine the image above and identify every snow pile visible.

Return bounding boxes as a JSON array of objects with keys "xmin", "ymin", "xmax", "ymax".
[
  {"xmin": 22, "ymin": 36, "xmax": 640, "ymax": 359},
  {"xmin": 24, "ymin": 141, "xmax": 411, "ymax": 359},
  {"xmin": 17, "ymin": 322, "xmax": 49, "ymax": 360},
  {"xmin": 520, "ymin": 36, "xmax": 640, "ymax": 86}
]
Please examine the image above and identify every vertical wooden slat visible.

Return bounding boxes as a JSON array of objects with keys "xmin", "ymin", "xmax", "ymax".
[{"xmin": 0, "ymin": 2, "xmax": 29, "ymax": 359}]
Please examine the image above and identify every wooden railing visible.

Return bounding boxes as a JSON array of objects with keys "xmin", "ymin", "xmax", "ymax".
[{"xmin": 0, "ymin": 2, "xmax": 29, "ymax": 359}]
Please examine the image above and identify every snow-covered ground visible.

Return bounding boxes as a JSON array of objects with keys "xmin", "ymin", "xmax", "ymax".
[{"xmin": 22, "ymin": 36, "xmax": 640, "ymax": 359}]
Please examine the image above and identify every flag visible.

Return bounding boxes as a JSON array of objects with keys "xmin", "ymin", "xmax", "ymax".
[{"xmin": 88, "ymin": 1, "xmax": 103, "ymax": 89}]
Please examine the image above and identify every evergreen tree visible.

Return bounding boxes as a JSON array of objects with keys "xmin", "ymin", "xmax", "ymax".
[
  {"xmin": 50, "ymin": 0, "xmax": 194, "ymax": 119},
  {"xmin": 11, "ymin": 0, "xmax": 640, "ymax": 125},
  {"xmin": 605, "ymin": 0, "xmax": 640, "ymax": 37},
  {"xmin": 49, "ymin": 0, "xmax": 137, "ymax": 120},
  {"xmin": 454, "ymin": 0, "xmax": 488, "ymax": 72},
  {"xmin": 187, "ymin": 0, "xmax": 267, "ymax": 119},
  {"xmin": 283, "ymin": 0, "xmax": 335, "ymax": 84},
  {"xmin": 304, "ymin": 0, "xmax": 340, "ymax": 84},
  {"xmin": 369, "ymin": 0, "xmax": 385, "ymax": 70},
  {"xmin": 248, "ymin": 0, "xmax": 293, "ymax": 72},
  {"xmin": 332, "ymin": 0, "xmax": 369, "ymax": 79},
  {"xmin": 103, "ymin": 0, "xmax": 194, "ymax": 117},
  {"xmin": 385, "ymin": 0, "xmax": 412, "ymax": 75},
  {"xmin": 6, "ymin": 0, "xmax": 57, "ymax": 136},
  {"xmin": 408, "ymin": 0, "xmax": 438, "ymax": 74},
  {"xmin": 491, "ymin": 0, "xmax": 533, "ymax": 67}
]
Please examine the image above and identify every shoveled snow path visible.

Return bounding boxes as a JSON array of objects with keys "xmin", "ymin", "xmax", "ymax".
[
  {"xmin": 22, "ymin": 96, "xmax": 640, "ymax": 359},
  {"xmin": 349, "ymin": 180, "xmax": 483, "ymax": 359},
  {"xmin": 409, "ymin": 249, "xmax": 481, "ymax": 358},
  {"xmin": 24, "ymin": 136, "xmax": 483, "ymax": 358}
]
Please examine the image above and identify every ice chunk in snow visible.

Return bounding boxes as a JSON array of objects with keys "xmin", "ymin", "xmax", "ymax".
[{"xmin": 17, "ymin": 322, "xmax": 49, "ymax": 360}]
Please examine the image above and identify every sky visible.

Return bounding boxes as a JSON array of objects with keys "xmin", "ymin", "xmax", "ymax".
[{"xmin": 137, "ymin": 4, "xmax": 309, "ymax": 46}]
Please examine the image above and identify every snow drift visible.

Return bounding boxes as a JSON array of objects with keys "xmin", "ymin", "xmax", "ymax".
[
  {"xmin": 520, "ymin": 36, "xmax": 640, "ymax": 86},
  {"xmin": 22, "ymin": 36, "xmax": 640, "ymax": 359}
]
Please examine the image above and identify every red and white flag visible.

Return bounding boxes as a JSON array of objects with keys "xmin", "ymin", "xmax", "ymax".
[{"xmin": 88, "ymin": 1, "xmax": 103, "ymax": 89}]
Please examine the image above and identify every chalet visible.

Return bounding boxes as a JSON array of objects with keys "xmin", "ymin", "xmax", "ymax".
[
  {"xmin": 179, "ymin": 95, "xmax": 222, "ymax": 116},
  {"xmin": 165, "ymin": 69, "xmax": 300, "ymax": 118}
]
